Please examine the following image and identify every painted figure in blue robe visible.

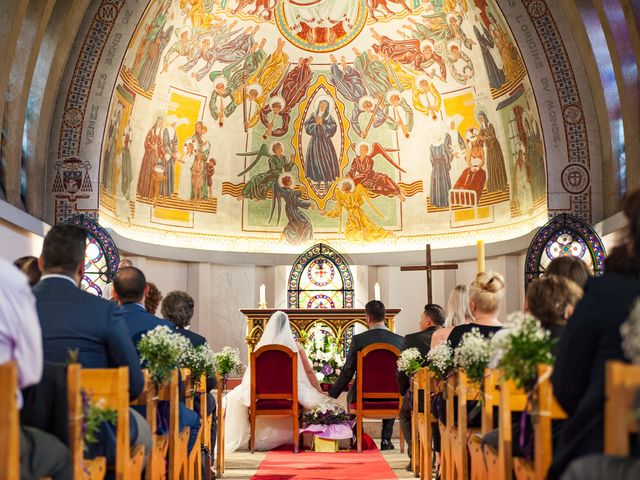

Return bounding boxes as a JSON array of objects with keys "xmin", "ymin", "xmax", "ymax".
[
  {"xmin": 161, "ymin": 120, "xmax": 179, "ymax": 197},
  {"xmin": 473, "ymin": 24, "xmax": 505, "ymax": 89},
  {"xmin": 430, "ymin": 133, "xmax": 453, "ymax": 208},
  {"xmin": 271, "ymin": 175, "xmax": 313, "ymax": 245},
  {"xmin": 304, "ymin": 98, "xmax": 340, "ymax": 183}
]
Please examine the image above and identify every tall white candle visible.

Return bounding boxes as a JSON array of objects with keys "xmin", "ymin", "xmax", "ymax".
[
  {"xmin": 259, "ymin": 284, "xmax": 266, "ymax": 305},
  {"xmin": 374, "ymin": 282, "xmax": 381, "ymax": 301}
]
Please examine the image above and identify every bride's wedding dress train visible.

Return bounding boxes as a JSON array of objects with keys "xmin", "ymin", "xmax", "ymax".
[{"xmin": 224, "ymin": 311, "xmax": 334, "ymax": 452}]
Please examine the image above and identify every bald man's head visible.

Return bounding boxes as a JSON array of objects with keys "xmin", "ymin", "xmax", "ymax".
[{"xmin": 113, "ymin": 266, "xmax": 147, "ymax": 304}]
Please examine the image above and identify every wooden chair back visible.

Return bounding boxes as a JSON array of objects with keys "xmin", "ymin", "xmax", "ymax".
[
  {"xmin": 156, "ymin": 369, "xmax": 189, "ymax": 479},
  {"xmin": 469, "ymin": 369, "xmax": 500, "ymax": 480},
  {"xmin": 413, "ymin": 367, "xmax": 437, "ymax": 479},
  {"xmin": 215, "ymin": 374, "xmax": 225, "ymax": 478},
  {"xmin": 604, "ymin": 360, "xmax": 640, "ymax": 455},
  {"xmin": 0, "ymin": 362, "xmax": 19, "ymax": 480},
  {"xmin": 67, "ymin": 363, "xmax": 107, "ymax": 479},
  {"xmin": 412, "ymin": 368, "xmax": 425, "ymax": 476},
  {"xmin": 354, "ymin": 343, "xmax": 401, "ymax": 452},
  {"xmin": 80, "ymin": 366, "xmax": 145, "ymax": 480},
  {"xmin": 181, "ymin": 368, "xmax": 204, "ymax": 480},
  {"xmin": 250, "ymin": 345, "xmax": 299, "ymax": 453}
]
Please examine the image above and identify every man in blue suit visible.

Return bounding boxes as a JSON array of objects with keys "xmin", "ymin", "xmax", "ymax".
[
  {"xmin": 113, "ymin": 266, "xmax": 201, "ymax": 453},
  {"xmin": 33, "ymin": 225, "xmax": 151, "ymax": 466}
]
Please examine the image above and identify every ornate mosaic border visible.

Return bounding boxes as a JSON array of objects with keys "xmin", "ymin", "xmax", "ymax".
[
  {"xmin": 521, "ymin": 0, "xmax": 592, "ymax": 222},
  {"xmin": 287, "ymin": 243, "xmax": 354, "ymax": 308},
  {"xmin": 524, "ymin": 213, "xmax": 606, "ymax": 286}
]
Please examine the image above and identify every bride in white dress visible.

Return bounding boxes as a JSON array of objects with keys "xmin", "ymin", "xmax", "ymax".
[{"xmin": 224, "ymin": 311, "xmax": 334, "ymax": 452}]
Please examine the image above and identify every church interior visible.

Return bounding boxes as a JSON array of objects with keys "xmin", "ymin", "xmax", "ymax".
[{"xmin": 1, "ymin": 0, "xmax": 639, "ymax": 478}]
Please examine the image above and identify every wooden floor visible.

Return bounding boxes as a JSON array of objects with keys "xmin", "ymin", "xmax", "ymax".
[{"xmin": 222, "ymin": 439, "xmax": 416, "ymax": 479}]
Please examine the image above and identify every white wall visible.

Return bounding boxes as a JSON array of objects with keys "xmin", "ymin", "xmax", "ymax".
[{"xmin": 0, "ymin": 201, "xmax": 49, "ymax": 262}]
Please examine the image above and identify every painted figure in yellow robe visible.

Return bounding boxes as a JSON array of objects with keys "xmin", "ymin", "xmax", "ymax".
[
  {"xmin": 179, "ymin": 0, "xmax": 219, "ymax": 28},
  {"xmin": 322, "ymin": 178, "xmax": 394, "ymax": 242},
  {"xmin": 491, "ymin": 22, "xmax": 521, "ymax": 83},
  {"xmin": 412, "ymin": 75, "xmax": 441, "ymax": 120},
  {"xmin": 245, "ymin": 39, "xmax": 289, "ymax": 99}
]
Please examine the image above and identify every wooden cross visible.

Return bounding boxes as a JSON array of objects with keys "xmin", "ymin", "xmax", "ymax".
[{"xmin": 400, "ymin": 244, "xmax": 459, "ymax": 304}]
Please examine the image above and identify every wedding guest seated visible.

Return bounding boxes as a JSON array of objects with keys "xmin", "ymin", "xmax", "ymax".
[
  {"xmin": 161, "ymin": 290, "xmax": 217, "ymax": 454},
  {"xmin": 32, "ymin": 226, "xmax": 151, "ymax": 465},
  {"xmin": 113, "ymin": 268, "xmax": 201, "ymax": 453},
  {"xmin": 546, "ymin": 255, "xmax": 591, "ymax": 288},
  {"xmin": 144, "ymin": 282, "xmax": 162, "ymax": 315},
  {"xmin": 329, "ymin": 300, "xmax": 404, "ymax": 451},
  {"xmin": 104, "ymin": 258, "xmax": 133, "ymax": 301},
  {"xmin": 224, "ymin": 311, "xmax": 328, "ymax": 452},
  {"xmin": 13, "ymin": 255, "xmax": 41, "ymax": 287},
  {"xmin": 431, "ymin": 285, "xmax": 473, "ymax": 348},
  {"xmin": 549, "ymin": 189, "xmax": 640, "ymax": 479},
  {"xmin": 397, "ymin": 304, "xmax": 444, "ymax": 469},
  {"xmin": 0, "ymin": 256, "xmax": 72, "ymax": 479}
]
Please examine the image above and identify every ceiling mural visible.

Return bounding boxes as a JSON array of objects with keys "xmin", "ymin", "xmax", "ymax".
[{"xmin": 96, "ymin": 0, "xmax": 548, "ymax": 253}]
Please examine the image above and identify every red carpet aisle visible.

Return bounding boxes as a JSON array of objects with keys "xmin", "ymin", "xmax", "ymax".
[{"xmin": 250, "ymin": 449, "xmax": 397, "ymax": 480}]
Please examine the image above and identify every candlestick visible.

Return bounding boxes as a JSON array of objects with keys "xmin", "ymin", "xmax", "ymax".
[
  {"xmin": 374, "ymin": 282, "xmax": 381, "ymax": 301},
  {"xmin": 477, "ymin": 240, "xmax": 485, "ymax": 274},
  {"xmin": 259, "ymin": 284, "xmax": 267, "ymax": 309}
]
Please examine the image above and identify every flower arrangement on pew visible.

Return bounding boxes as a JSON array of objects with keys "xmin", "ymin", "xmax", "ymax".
[
  {"xmin": 180, "ymin": 343, "xmax": 217, "ymax": 389},
  {"xmin": 454, "ymin": 328, "xmax": 493, "ymax": 387},
  {"xmin": 303, "ymin": 325, "xmax": 345, "ymax": 390},
  {"xmin": 82, "ymin": 391, "xmax": 117, "ymax": 449},
  {"xmin": 300, "ymin": 404, "xmax": 356, "ymax": 444},
  {"xmin": 425, "ymin": 341, "xmax": 455, "ymax": 381},
  {"xmin": 397, "ymin": 348, "xmax": 424, "ymax": 377},
  {"xmin": 137, "ymin": 325, "xmax": 191, "ymax": 387},
  {"xmin": 213, "ymin": 346, "xmax": 242, "ymax": 390},
  {"xmin": 492, "ymin": 312, "xmax": 554, "ymax": 391}
]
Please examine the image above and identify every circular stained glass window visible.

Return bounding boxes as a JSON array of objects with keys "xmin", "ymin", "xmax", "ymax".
[
  {"xmin": 307, "ymin": 294, "xmax": 336, "ymax": 309},
  {"xmin": 540, "ymin": 229, "xmax": 593, "ymax": 272},
  {"xmin": 81, "ymin": 234, "xmax": 110, "ymax": 296},
  {"xmin": 306, "ymin": 258, "xmax": 335, "ymax": 287}
]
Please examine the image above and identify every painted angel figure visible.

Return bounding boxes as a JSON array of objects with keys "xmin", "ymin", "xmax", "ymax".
[
  {"xmin": 347, "ymin": 142, "xmax": 406, "ymax": 200},
  {"xmin": 270, "ymin": 173, "xmax": 314, "ymax": 245},
  {"xmin": 321, "ymin": 178, "xmax": 394, "ymax": 242},
  {"xmin": 237, "ymin": 142, "xmax": 294, "ymax": 201},
  {"xmin": 412, "ymin": 75, "xmax": 441, "ymax": 121}
]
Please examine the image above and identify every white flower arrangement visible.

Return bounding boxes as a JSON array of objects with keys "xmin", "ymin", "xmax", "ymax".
[
  {"xmin": 493, "ymin": 311, "xmax": 554, "ymax": 390},
  {"xmin": 304, "ymin": 324, "xmax": 345, "ymax": 384},
  {"xmin": 180, "ymin": 343, "xmax": 217, "ymax": 388},
  {"xmin": 397, "ymin": 347, "xmax": 424, "ymax": 376},
  {"xmin": 425, "ymin": 341, "xmax": 454, "ymax": 380},
  {"xmin": 621, "ymin": 298, "xmax": 640, "ymax": 363},
  {"xmin": 454, "ymin": 328, "xmax": 493, "ymax": 385},
  {"xmin": 137, "ymin": 325, "xmax": 191, "ymax": 386},
  {"xmin": 214, "ymin": 346, "xmax": 242, "ymax": 377}
]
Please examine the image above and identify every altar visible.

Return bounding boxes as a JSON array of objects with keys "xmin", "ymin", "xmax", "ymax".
[{"xmin": 240, "ymin": 308, "xmax": 402, "ymax": 356}]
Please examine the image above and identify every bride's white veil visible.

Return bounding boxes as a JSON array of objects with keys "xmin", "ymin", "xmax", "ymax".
[{"xmin": 255, "ymin": 310, "xmax": 298, "ymax": 353}]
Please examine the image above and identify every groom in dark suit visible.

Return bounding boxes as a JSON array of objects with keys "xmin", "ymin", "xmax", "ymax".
[
  {"xmin": 397, "ymin": 304, "xmax": 445, "ymax": 467},
  {"xmin": 328, "ymin": 300, "xmax": 404, "ymax": 450}
]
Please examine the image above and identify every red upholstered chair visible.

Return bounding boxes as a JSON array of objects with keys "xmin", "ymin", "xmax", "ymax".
[
  {"xmin": 250, "ymin": 345, "xmax": 300, "ymax": 453},
  {"xmin": 350, "ymin": 343, "xmax": 402, "ymax": 452}
]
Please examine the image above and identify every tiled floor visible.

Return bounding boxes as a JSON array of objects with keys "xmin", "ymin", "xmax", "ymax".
[{"xmin": 221, "ymin": 440, "xmax": 417, "ymax": 479}]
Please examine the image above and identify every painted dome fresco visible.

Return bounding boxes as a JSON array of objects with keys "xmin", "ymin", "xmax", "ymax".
[{"xmin": 98, "ymin": 0, "xmax": 547, "ymax": 254}]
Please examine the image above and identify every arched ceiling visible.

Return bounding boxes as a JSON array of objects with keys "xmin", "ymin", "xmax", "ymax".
[{"xmin": 93, "ymin": 0, "xmax": 551, "ymax": 254}]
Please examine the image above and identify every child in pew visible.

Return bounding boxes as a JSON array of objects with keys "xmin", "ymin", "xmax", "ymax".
[{"xmin": 481, "ymin": 274, "xmax": 583, "ymax": 457}]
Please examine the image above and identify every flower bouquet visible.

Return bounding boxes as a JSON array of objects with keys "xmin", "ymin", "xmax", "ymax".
[
  {"xmin": 426, "ymin": 342, "xmax": 455, "ymax": 381},
  {"xmin": 82, "ymin": 391, "xmax": 117, "ymax": 450},
  {"xmin": 397, "ymin": 347, "xmax": 424, "ymax": 376},
  {"xmin": 213, "ymin": 346, "xmax": 242, "ymax": 390},
  {"xmin": 300, "ymin": 404, "xmax": 355, "ymax": 451},
  {"xmin": 137, "ymin": 325, "xmax": 191, "ymax": 387},
  {"xmin": 454, "ymin": 328, "xmax": 493, "ymax": 387},
  {"xmin": 304, "ymin": 325, "xmax": 345, "ymax": 390},
  {"xmin": 180, "ymin": 343, "xmax": 217, "ymax": 389}
]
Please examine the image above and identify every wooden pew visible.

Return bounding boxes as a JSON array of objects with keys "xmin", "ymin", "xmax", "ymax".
[
  {"xmin": 80, "ymin": 366, "xmax": 145, "ymax": 479},
  {"xmin": 482, "ymin": 375, "xmax": 528, "ymax": 480},
  {"xmin": 451, "ymin": 371, "xmax": 483, "ymax": 479},
  {"xmin": 162, "ymin": 369, "xmax": 190, "ymax": 479},
  {"xmin": 67, "ymin": 363, "xmax": 107, "ymax": 479},
  {"xmin": 438, "ymin": 375, "xmax": 454, "ymax": 480},
  {"xmin": 604, "ymin": 360, "xmax": 640, "ymax": 455},
  {"xmin": 0, "ymin": 362, "xmax": 19, "ymax": 480},
  {"xmin": 130, "ymin": 371, "xmax": 168, "ymax": 480},
  {"xmin": 469, "ymin": 369, "xmax": 499, "ymax": 480},
  {"xmin": 215, "ymin": 374, "xmax": 225, "ymax": 479},
  {"xmin": 513, "ymin": 364, "xmax": 567, "ymax": 480},
  {"xmin": 413, "ymin": 368, "xmax": 438, "ymax": 480},
  {"xmin": 182, "ymin": 369, "xmax": 204, "ymax": 480}
]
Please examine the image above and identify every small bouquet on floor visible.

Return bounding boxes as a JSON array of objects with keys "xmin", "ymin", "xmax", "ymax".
[
  {"xmin": 300, "ymin": 404, "xmax": 356, "ymax": 440},
  {"xmin": 426, "ymin": 341, "xmax": 455, "ymax": 381},
  {"xmin": 397, "ymin": 347, "xmax": 424, "ymax": 377},
  {"xmin": 493, "ymin": 311, "xmax": 554, "ymax": 391},
  {"xmin": 454, "ymin": 328, "xmax": 493, "ymax": 386},
  {"xmin": 213, "ymin": 346, "xmax": 242, "ymax": 389},
  {"xmin": 180, "ymin": 343, "xmax": 217, "ymax": 389},
  {"xmin": 137, "ymin": 325, "xmax": 191, "ymax": 387}
]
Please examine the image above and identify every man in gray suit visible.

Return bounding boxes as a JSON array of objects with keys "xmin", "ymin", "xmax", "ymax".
[{"xmin": 328, "ymin": 300, "xmax": 404, "ymax": 450}]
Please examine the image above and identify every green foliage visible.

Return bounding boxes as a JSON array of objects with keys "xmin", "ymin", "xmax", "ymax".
[
  {"xmin": 214, "ymin": 346, "xmax": 242, "ymax": 377},
  {"xmin": 82, "ymin": 391, "xmax": 117, "ymax": 448},
  {"xmin": 180, "ymin": 344, "xmax": 217, "ymax": 388},
  {"xmin": 137, "ymin": 326, "xmax": 191, "ymax": 387}
]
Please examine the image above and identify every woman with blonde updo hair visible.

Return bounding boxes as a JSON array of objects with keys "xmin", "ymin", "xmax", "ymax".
[
  {"xmin": 431, "ymin": 285, "xmax": 474, "ymax": 348},
  {"xmin": 446, "ymin": 272, "xmax": 504, "ymax": 348}
]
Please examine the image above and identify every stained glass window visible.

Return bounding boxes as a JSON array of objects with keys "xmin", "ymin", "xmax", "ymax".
[
  {"xmin": 525, "ymin": 214, "xmax": 605, "ymax": 286},
  {"xmin": 64, "ymin": 215, "xmax": 120, "ymax": 297},
  {"xmin": 288, "ymin": 243, "xmax": 354, "ymax": 309}
]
